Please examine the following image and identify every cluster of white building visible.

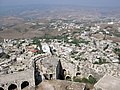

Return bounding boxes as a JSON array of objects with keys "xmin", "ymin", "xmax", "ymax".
[{"xmin": 0, "ymin": 20, "xmax": 120, "ymax": 82}]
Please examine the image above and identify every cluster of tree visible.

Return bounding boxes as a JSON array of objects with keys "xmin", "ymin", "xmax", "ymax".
[
  {"xmin": 114, "ymin": 48, "xmax": 120, "ymax": 64},
  {"xmin": 73, "ymin": 75, "xmax": 97, "ymax": 85},
  {"xmin": 0, "ymin": 52, "xmax": 10, "ymax": 59},
  {"xmin": 93, "ymin": 58, "xmax": 108, "ymax": 65},
  {"xmin": 32, "ymin": 37, "xmax": 43, "ymax": 54},
  {"xmin": 114, "ymin": 48, "xmax": 120, "ymax": 55}
]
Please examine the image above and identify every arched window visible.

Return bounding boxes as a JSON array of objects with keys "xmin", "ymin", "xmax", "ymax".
[
  {"xmin": 8, "ymin": 84, "xmax": 17, "ymax": 90},
  {"xmin": 0, "ymin": 87, "xmax": 4, "ymax": 90},
  {"xmin": 66, "ymin": 76, "xmax": 71, "ymax": 81},
  {"xmin": 21, "ymin": 81, "xmax": 29, "ymax": 89},
  {"xmin": 76, "ymin": 72, "xmax": 81, "ymax": 76}
]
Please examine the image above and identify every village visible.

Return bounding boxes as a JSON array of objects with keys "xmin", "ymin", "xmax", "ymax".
[{"xmin": 0, "ymin": 19, "xmax": 120, "ymax": 90}]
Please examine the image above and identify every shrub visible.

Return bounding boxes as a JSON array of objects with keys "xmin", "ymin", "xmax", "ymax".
[{"xmin": 88, "ymin": 75, "xmax": 97, "ymax": 84}]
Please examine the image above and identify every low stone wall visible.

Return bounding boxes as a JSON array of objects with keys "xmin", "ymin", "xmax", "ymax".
[{"xmin": 0, "ymin": 68, "xmax": 35, "ymax": 90}]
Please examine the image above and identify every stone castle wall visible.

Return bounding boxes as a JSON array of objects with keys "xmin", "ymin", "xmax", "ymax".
[{"xmin": 0, "ymin": 67, "xmax": 35, "ymax": 90}]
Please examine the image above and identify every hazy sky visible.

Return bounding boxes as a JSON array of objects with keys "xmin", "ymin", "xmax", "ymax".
[{"xmin": 0, "ymin": 0, "xmax": 120, "ymax": 7}]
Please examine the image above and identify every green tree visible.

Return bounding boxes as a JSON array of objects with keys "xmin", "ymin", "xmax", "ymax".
[{"xmin": 88, "ymin": 75, "xmax": 97, "ymax": 84}]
